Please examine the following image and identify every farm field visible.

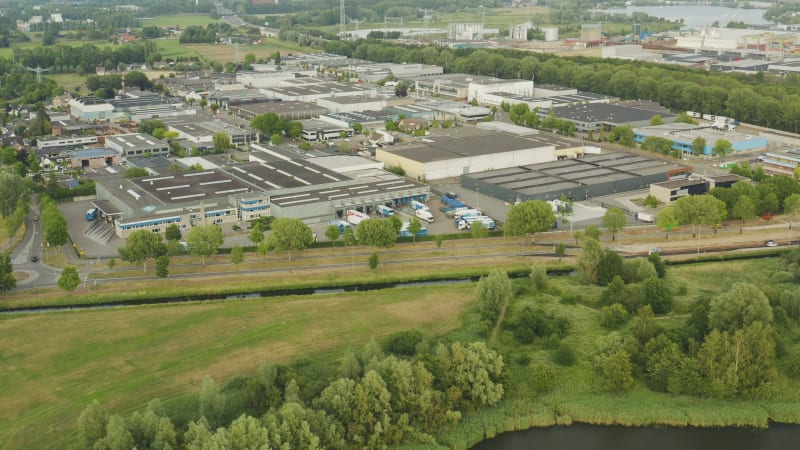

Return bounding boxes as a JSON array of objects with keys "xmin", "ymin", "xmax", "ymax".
[
  {"xmin": 140, "ymin": 14, "xmax": 220, "ymax": 28},
  {"xmin": 156, "ymin": 37, "xmax": 309, "ymax": 63},
  {"xmin": 0, "ymin": 284, "xmax": 476, "ymax": 449}
]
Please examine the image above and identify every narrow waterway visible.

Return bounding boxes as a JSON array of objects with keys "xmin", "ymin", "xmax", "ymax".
[{"xmin": 471, "ymin": 423, "xmax": 800, "ymax": 450}]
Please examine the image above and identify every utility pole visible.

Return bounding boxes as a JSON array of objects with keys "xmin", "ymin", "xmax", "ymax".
[{"xmin": 339, "ymin": 0, "xmax": 346, "ymax": 39}]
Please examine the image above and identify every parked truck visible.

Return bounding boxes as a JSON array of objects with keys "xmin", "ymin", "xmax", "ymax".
[
  {"xmin": 457, "ymin": 215, "xmax": 495, "ymax": 230},
  {"xmin": 329, "ymin": 219, "xmax": 351, "ymax": 234},
  {"xmin": 375, "ymin": 205, "xmax": 395, "ymax": 217},
  {"xmin": 346, "ymin": 209, "xmax": 369, "ymax": 226},
  {"xmin": 636, "ymin": 212, "xmax": 655, "ymax": 223},
  {"xmin": 410, "ymin": 200, "xmax": 429, "ymax": 211},
  {"xmin": 415, "ymin": 209, "xmax": 435, "ymax": 223},
  {"xmin": 453, "ymin": 208, "xmax": 482, "ymax": 220}
]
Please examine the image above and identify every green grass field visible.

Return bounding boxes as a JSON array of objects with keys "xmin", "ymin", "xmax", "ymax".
[
  {"xmin": 141, "ymin": 14, "xmax": 220, "ymax": 28},
  {"xmin": 0, "ymin": 284, "xmax": 476, "ymax": 449}
]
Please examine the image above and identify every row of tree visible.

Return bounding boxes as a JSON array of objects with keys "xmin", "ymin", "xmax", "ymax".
[{"xmin": 79, "ymin": 337, "xmax": 505, "ymax": 449}]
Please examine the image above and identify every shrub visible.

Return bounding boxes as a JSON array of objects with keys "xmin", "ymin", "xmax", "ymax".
[
  {"xmin": 382, "ymin": 329, "xmax": 426, "ymax": 356},
  {"xmin": 784, "ymin": 347, "xmax": 800, "ymax": 379},
  {"xmin": 600, "ymin": 304, "xmax": 630, "ymax": 329},
  {"xmin": 511, "ymin": 305, "xmax": 571, "ymax": 344},
  {"xmin": 529, "ymin": 264, "xmax": 548, "ymax": 292},
  {"xmin": 648, "ymin": 252, "xmax": 666, "ymax": 278},
  {"xmin": 622, "ymin": 258, "xmax": 657, "ymax": 284},
  {"xmin": 515, "ymin": 354, "xmax": 532, "ymax": 367},
  {"xmin": 552, "ymin": 342, "xmax": 577, "ymax": 366},
  {"xmin": 530, "ymin": 363, "xmax": 558, "ymax": 393},
  {"xmin": 368, "ymin": 252, "xmax": 379, "ymax": 269},
  {"xmin": 560, "ymin": 292, "xmax": 581, "ymax": 305}
]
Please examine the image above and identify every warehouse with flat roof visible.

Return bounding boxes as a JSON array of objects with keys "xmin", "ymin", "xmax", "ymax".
[
  {"xmin": 229, "ymin": 101, "xmax": 326, "ymax": 121},
  {"xmin": 96, "ymin": 154, "xmax": 431, "ymax": 236},
  {"xmin": 538, "ymin": 102, "xmax": 675, "ymax": 132},
  {"xmin": 461, "ymin": 152, "xmax": 691, "ymax": 203},
  {"xmin": 376, "ymin": 129, "xmax": 584, "ymax": 181},
  {"xmin": 633, "ymin": 123, "xmax": 768, "ymax": 155}
]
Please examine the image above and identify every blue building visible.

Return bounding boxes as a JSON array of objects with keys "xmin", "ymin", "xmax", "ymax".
[{"xmin": 633, "ymin": 123, "xmax": 767, "ymax": 155}]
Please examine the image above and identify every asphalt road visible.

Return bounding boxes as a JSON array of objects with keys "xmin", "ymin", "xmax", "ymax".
[{"xmin": 11, "ymin": 208, "xmax": 64, "ymax": 289}]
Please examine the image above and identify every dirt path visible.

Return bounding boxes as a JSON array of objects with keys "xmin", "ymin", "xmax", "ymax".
[{"xmin": 490, "ymin": 303, "xmax": 508, "ymax": 344}]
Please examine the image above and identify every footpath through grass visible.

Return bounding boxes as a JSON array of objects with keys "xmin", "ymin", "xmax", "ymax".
[{"xmin": 0, "ymin": 284, "xmax": 476, "ymax": 449}]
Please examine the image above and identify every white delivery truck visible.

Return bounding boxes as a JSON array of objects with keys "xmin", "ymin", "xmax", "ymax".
[
  {"xmin": 410, "ymin": 200, "xmax": 429, "ymax": 211},
  {"xmin": 636, "ymin": 212, "xmax": 655, "ymax": 223},
  {"xmin": 346, "ymin": 209, "xmax": 369, "ymax": 225},
  {"xmin": 415, "ymin": 209, "xmax": 434, "ymax": 223}
]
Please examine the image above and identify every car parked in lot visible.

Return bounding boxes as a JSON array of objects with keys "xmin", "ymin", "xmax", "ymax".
[{"xmin": 765, "ymin": 240, "xmax": 778, "ymax": 247}]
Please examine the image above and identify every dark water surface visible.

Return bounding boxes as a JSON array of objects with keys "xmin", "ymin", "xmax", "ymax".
[{"xmin": 471, "ymin": 423, "xmax": 800, "ymax": 450}]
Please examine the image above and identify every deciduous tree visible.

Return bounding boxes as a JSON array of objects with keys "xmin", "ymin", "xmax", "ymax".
[
  {"xmin": 212, "ymin": 132, "xmax": 231, "ymax": 154},
  {"xmin": 356, "ymin": 219, "xmax": 397, "ymax": 249},
  {"xmin": 58, "ymin": 266, "xmax": 81, "ymax": 291},
  {"xmin": 602, "ymin": 207, "xmax": 627, "ymax": 241},
  {"xmin": 784, "ymin": 193, "xmax": 800, "ymax": 229},
  {"xmin": 576, "ymin": 237, "xmax": 603, "ymax": 284},
  {"xmin": 165, "ymin": 223, "xmax": 182, "ymax": 241},
  {"xmin": 267, "ymin": 218, "xmax": 315, "ymax": 260},
  {"xmin": 709, "ymin": 283, "xmax": 772, "ymax": 332},
  {"xmin": 0, "ymin": 169, "xmax": 29, "ymax": 218},
  {"xmin": 504, "ymin": 200, "xmax": 556, "ymax": 242},
  {"xmin": 407, "ymin": 218, "xmax": 423, "ymax": 242},
  {"xmin": 185, "ymin": 224, "xmax": 224, "ymax": 264},
  {"xmin": 673, "ymin": 194, "xmax": 727, "ymax": 252},
  {"xmin": 325, "ymin": 224, "xmax": 340, "ymax": 248},
  {"xmin": 155, "ymin": 255, "xmax": 169, "ymax": 278},
  {"xmin": 0, "ymin": 252, "xmax": 15, "ymax": 293},
  {"xmin": 475, "ymin": 270, "xmax": 512, "ymax": 322},
  {"xmin": 230, "ymin": 245, "xmax": 244, "ymax": 271},
  {"xmin": 118, "ymin": 230, "xmax": 166, "ymax": 273}
]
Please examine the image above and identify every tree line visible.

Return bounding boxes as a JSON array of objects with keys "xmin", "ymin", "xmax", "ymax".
[
  {"xmin": 78, "ymin": 336, "xmax": 505, "ymax": 449},
  {"xmin": 318, "ymin": 39, "xmax": 800, "ymax": 134}
]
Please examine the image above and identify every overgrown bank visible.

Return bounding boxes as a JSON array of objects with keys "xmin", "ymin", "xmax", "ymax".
[{"xmin": 67, "ymin": 252, "xmax": 800, "ymax": 449}]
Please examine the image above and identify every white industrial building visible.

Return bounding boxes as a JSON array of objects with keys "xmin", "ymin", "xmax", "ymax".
[
  {"xmin": 468, "ymin": 78, "xmax": 534, "ymax": 104},
  {"xmin": 316, "ymin": 95, "xmax": 387, "ymax": 113},
  {"xmin": 236, "ymin": 70, "xmax": 317, "ymax": 88},
  {"xmin": 69, "ymin": 96, "xmax": 114, "ymax": 121},
  {"xmin": 415, "ymin": 74, "xmax": 532, "ymax": 102},
  {"xmin": 261, "ymin": 81, "xmax": 375, "ymax": 102},
  {"xmin": 105, "ymin": 133, "xmax": 170, "ymax": 158},
  {"xmin": 376, "ymin": 129, "xmax": 584, "ymax": 181},
  {"xmin": 448, "ymin": 23, "xmax": 484, "ymax": 40}
]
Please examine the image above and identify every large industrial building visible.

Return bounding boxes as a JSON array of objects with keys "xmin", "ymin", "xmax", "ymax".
[
  {"xmin": 94, "ymin": 155, "xmax": 430, "ymax": 237},
  {"xmin": 105, "ymin": 133, "xmax": 170, "ymax": 158},
  {"xmin": 376, "ymin": 128, "xmax": 584, "ymax": 181},
  {"xmin": 539, "ymin": 101, "xmax": 675, "ymax": 132},
  {"xmin": 460, "ymin": 152, "xmax": 691, "ymax": 203},
  {"xmin": 633, "ymin": 123, "xmax": 768, "ymax": 155}
]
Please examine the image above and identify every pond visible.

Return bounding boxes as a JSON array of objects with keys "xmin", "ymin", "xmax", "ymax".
[{"xmin": 471, "ymin": 422, "xmax": 800, "ymax": 450}]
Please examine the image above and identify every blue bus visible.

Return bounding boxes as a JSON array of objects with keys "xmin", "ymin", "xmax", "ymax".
[{"xmin": 85, "ymin": 208, "xmax": 98, "ymax": 221}]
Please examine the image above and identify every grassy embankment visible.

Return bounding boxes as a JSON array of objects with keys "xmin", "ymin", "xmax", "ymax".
[
  {"xmin": 0, "ymin": 284, "xmax": 477, "ymax": 449},
  {"xmin": 1, "ymin": 236, "xmax": 545, "ymax": 310}
]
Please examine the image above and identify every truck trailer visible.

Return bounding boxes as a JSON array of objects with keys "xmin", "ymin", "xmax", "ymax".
[{"xmin": 636, "ymin": 212, "xmax": 655, "ymax": 223}]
